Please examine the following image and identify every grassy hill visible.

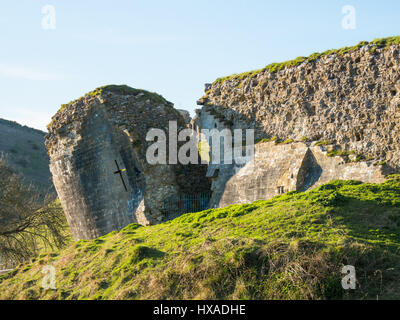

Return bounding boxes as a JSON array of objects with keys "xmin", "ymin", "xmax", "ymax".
[
  {"xmin": 1, "ymin": 178, "xmax": 400, "ymax": 300},
  {"xmin": 0, "ymin": 118, "xmax": 52, "ymax": 191}
]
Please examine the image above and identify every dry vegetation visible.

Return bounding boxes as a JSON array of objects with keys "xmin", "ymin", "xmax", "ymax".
[{"xmin": 0, "ymin": 157, "xmax": 70, "ymax": 268}]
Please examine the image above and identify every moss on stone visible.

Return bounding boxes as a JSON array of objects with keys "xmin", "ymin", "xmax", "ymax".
[
  {"xmin": 211, "ymin": 36, "xmax": 400, "ymax": 86},
  {"xmin": 315, "ymin": 140, "xmax": 332, "ymax": 146},
  {"xmin": 255, "ymin": 136, "xmax": 277, "ymax": 144},
  {"xmin": 280, "ymin": 139, "xmax": 294, "ymax": 145},
  {"xmin": 48, "ymin": 85, "xmax": 169, "ymax": 129},
  {"xmin": 327, "ymin": 150, "xmax": 356, "ymax": 158}
]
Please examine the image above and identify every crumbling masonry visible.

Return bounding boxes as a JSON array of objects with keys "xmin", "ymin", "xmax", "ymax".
[
  {"xmin": 46, "ymin": 86, "xmax": 210, "ymax": 240},
  {"xmin": 47, "ymin": 41, "xmax": 400, "ymax": 241}
]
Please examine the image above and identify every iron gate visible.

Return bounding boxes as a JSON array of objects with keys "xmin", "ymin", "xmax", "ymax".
[{"xmin": 163, "ymin": 193, "xmax": 212, "ymax": 216}]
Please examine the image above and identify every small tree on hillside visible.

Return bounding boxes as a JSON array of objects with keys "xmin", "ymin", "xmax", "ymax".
[{"xmin": 0, "ymin": 156, "xmax": 69, "ymax": 267}]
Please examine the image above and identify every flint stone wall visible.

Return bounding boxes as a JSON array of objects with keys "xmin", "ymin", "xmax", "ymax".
[
  {"xmin": 198, "ymin": 44, "xmax": 400, "ymax": 170},
  {"xmin": 192, "ymin": 109, "xmax": 390, "ymax": 208}
]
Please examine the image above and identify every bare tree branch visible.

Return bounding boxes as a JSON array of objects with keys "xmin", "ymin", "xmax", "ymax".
[{"xmin": 0, "ymin": 156, "xmax": 69, "ymax": 267}]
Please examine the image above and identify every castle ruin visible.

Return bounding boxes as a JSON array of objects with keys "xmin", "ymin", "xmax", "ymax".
[
  {"xmin": 47, "ymin": 40, "xmax": 400, "ymax": 240},
  {"xmin": 46, "ymin": 86, "xmax": 210, "ymax": 240}
]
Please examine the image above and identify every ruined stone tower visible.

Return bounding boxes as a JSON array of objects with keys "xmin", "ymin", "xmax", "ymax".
[{"xmin": 46, "ymin": 85, "xmax": 210, "ymax": 240}]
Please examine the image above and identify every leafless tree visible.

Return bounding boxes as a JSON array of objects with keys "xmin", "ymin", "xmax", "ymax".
[{"xmin": 0, "ymin": 156, "xmax": 69, "ymax": 267}]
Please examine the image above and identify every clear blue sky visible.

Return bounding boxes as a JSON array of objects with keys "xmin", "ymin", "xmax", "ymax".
[{"xmin": 0, "ymin": 0, "xmax": 399, "ymax": 131}]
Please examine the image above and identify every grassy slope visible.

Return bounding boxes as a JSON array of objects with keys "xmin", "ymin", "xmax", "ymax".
[
  {"xmin": 1, "ymin": 178, "xmax": 400, "ymax": 300},
  {"xmin": 0, "ymin": 119, "xmax": 52, "ymax": 191}
]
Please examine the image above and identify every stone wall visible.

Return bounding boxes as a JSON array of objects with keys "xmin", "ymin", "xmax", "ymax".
[
  {"xmin": 216, "ymin": 141, "xmax": 389, "ymax": 208},
  {"xmin": 46, "ymin": 85, "xmax": 210, "ymax": 240},
  {"xmin": 198, "ymin": 43, "xmax": 400, "ymax": 170},
  {"xmin": 46, "ymin": 40, "xmax": 400, "ymax": 239},
  {"xmin": 193, "ymin": 91, "xmax": 391, "ymax": 208},
  {"xmin": 191, "ymin": 108, "xmax": 245, "ymax": 208}
]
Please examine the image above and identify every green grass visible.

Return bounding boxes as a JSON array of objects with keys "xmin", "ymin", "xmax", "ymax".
[
  {"xmin": 1, "ymin": 177, "xmax": 400, "ymax": 300},
  {"xmin": 63, "ymin": 85, "xmax": 168, "ymax": 110},
  {"xmin": 255, "ymin": 136, "xmax": 278, "ymax": 144},
  {"xmin": 327, "ymin": 150, "xmax": 355, "ymax": 157},
  {"xmin": 315, "ymin": 140, "xmax": 332, "ymax": 147},
  {"xmin": 280, "ymin": 139, "xmax": 294, "ymax": 145},
  {"xmin": 326, "ymin": 150, "xmax": 370, "ymax": 163},
  {"xmin": 211, "ymin": 36, "xmax": 400, "ymax": 86}
]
